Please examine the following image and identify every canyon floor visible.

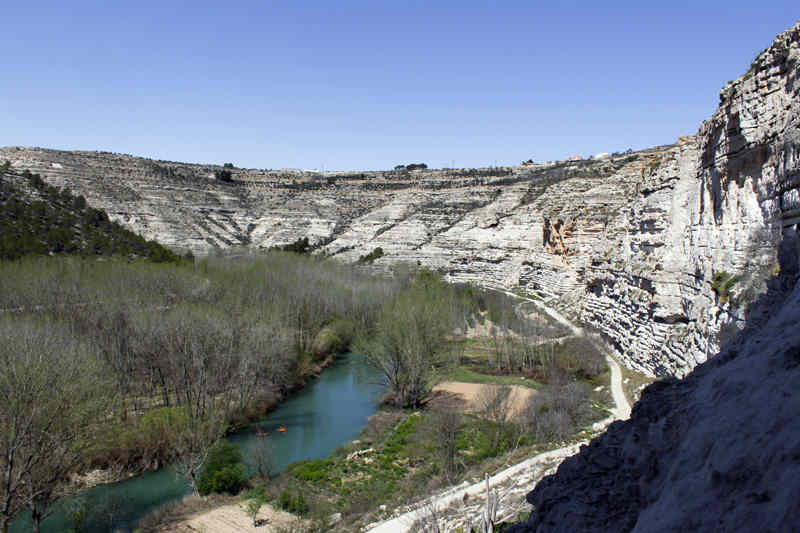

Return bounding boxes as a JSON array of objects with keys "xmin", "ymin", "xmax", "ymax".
[
  {"xmin": 364, "ymin": 304, "xmax": 631, "ymax": 533},
  {"xmin": 152, "ymin": 296, "xmax": 627, "ymax": 533}
]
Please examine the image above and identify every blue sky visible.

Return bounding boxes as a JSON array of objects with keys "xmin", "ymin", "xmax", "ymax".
[{"xmin": 1, "ymin": 2, "xmax": 798, "ymax": 170}]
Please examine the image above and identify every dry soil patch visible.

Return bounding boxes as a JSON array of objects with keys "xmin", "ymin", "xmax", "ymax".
[
  {"xmin": 160, "ymin": 502, "xmax": 302, "ymax": 533},
  {"xmin": 431, "ymin": 381, "xmax": 535, "ymax": 420}
]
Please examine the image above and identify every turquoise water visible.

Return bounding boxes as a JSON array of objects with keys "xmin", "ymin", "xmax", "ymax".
[{"xmin": 13, "ymin": 354, "xmax": 383, "ymax": 532}]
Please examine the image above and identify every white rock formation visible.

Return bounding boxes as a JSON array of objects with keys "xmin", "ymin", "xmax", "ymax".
[{"xmin": 2, "ymin": 21, "xmax": 798, "ymax": 380}]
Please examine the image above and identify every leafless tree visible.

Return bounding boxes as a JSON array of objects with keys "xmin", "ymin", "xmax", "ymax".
[
  {"xmin": 246, "ymin": 436, "xmax": 274, "ymax": 480},
  {"xmin": 475, "ymin": 385, "xmax": 515, "ymax": 452},
  {"xmin": 0, "ymin": 318, "xmax": 109, "ymax": 533},
  {"xmin": 429, "ymin": 409, "xmax": 463, "ymax": 483},
  {"xmin": 357, "ymin": 284, "xmax": 454, "ymax": 408},
  {"xmin": 409, "ymin": 501, "xmax": 445, "ymax": 533},
  {"xmin": 170, "ymin": 407, "xmax": 227, "ymax": 497},
  {"xmin": 521, "ymin": 381, "xmax": 591, "ymax": 442},
  {"xmin": 480, "ymin": 474, "xmax": 499, "ymax": 533}
]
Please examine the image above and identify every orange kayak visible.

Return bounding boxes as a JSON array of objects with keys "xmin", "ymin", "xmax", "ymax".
[{"xmin": 277, "ymin": 426, "xmax": 287, "ymax": 433}]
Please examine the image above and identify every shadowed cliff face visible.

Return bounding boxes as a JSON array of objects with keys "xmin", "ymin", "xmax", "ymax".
[
  {"xmin": 505, "ymin": 21, "xmax": 800, "ymax": 533},
  {"xmin": 2, "ymin": 22, "xmax": 798, "ymax": 382},
  {"xmin": 506, "ymin": 273, "xmax": 800, "ymax": 533}
]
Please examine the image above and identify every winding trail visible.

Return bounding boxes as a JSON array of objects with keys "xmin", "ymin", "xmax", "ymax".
[
  {"xmin": 495, "ymin": 289, "xmax": 582, "ymax": 336},
  {"xmin": 364, "ymin": 291, "xmax": 631, "ymax": 533},
  {"xmin": 606, "ymin": 350, "xmax": 631, "ymax": 420},
  {"xmin": 495, "ymin": 288, "xmax": 630, "ymax": 419}
]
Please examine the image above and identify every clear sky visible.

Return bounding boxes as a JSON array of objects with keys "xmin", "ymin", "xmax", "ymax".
[{"xmin": 1, "ymin": 2, "xmax": 798, "ymax": 170}]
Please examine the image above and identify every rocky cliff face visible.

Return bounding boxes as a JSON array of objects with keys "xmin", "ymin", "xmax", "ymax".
[
  {"xmin": 506, "ymin": 274, "xmax": 800, "ymax": 533},
  {"xmin": 2, "ymin": 22, "xmax": 798, "ymax": 380},
  {"xmin": 506, "ymin": 22, "xmax": 800, "ymax": 532},
  {"xmin": 579, "ymin": 21, "xmax": 800, "ymax": 377}
]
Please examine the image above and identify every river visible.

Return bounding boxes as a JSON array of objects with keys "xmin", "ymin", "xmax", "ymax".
[{"xmin": 13, "ymin": 353, "xmax": 384, "ymax": 533}]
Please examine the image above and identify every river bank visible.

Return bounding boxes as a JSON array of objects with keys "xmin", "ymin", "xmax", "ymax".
[
  {"xmin": 70, "ymin": 353, "xmax": 341, "ymax": 492},
  {"xmin": 164, "ymin": 342, "xmax": 613, "ymax": 531},
  {"xmin": 12, "ymin": 353, "xmax": 384, "ymax": 533},
  {"xmin": 363, "ymin": 354, "xmax": 631, "ymax": 533}
]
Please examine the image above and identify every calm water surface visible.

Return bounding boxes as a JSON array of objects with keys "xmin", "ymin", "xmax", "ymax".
[{"xmin": 13, "ymin": 353, "xmax": 383, "ymax": 533}]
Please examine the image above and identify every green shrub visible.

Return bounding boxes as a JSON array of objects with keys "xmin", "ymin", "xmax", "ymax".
[
  {"xmin": 290, "ymin": 458, "xmax": 332, "ymax": 483},
  {"xmin": 357, "ymin": 247, "xmax": 384, "ymax": 264},
  {"xmin": 205, "ymin": 464, "xmax": 248, "ymax": 495},
  {"xmin": 310, "ymin": 318, "xmax": 356, "ymax": 358},
  {"xmin": 215, "ymin": 169, "xmax": 233, "ymax": 182},
  {"xmin": 246, "ymin": 486, "xmax": 269, "ymax": 503},
  {"xmin": 278, "ymin": 488, "xmax": 309, "ymax": 515},
  {"xmin": 709, "ymin": 271, "xmax": 741, "ymax": 304},
  {"xmin": 197, "ymin": 441, "xmax": 248, "ymax": 495},
  {"xmin": 274, "ymin": 237, "xmax": 310, "ymax": 254}
]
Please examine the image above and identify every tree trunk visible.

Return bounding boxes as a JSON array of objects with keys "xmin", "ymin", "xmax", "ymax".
[
  {"xmin": 190, "ymin": 472, "xmax": 200, "ymax": 497},
  {"xmin": 31, "ymin": 508, "xmax": 41, "ymax": 533}
]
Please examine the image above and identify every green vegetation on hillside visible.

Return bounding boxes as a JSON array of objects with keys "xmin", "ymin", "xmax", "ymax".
[
  {"xmin": 709, "ymin": 270, "xmax": 741, "ymax": 305},
  {"xmin": 357, "ymin": 247, "xmax": 384, "ymax": 264},
  {"xmin": 0, "ymin": 167, "xmax": 181, "ymax": 262}
]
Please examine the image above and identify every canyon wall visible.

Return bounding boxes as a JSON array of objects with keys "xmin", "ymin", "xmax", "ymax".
[
  {"xmin": 508, "ymin": 21, "xmax": 800, "ymax": 533},
  {"xmin": 2, "ymin": 22, "xmax": 798, "ymax": 379},
  {"xmin": 507, "ymin": 275, "xmax": 800, "ymax": 533}
]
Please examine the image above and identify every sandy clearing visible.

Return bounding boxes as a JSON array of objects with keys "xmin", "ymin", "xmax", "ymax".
[
  {"xmin": 431, "ymin": 381, "xmax": 536, "ymax": 420},
  {"xmin": 161, "ymin": 502, "xmax": 303, "ymax": 533}
]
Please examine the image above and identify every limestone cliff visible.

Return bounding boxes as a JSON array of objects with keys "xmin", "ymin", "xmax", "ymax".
[
  {"xmin": 506, "ymin": 22, "xmax": 800, "ymax": 533},
  {"xmin": 2, "ymin": 22, "xmax": 798, "ymax": 380},
  {"xmin": 505, "ymin": 274, "xmax": 800, "ymax": 532}
]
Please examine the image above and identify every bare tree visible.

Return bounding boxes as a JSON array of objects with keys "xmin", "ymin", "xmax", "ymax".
[
  {"xmin": 170, "ymin": 407, "xmax": 227, "ymax": 497},
  {"xmin": 246, "ymin": 437, "xmax": 274, "ymax": 480},
  {"xmin": 480, "ymin": 474, "xmax": 499, "ymax": 533},
  {"xmin": 429, "ymin": 409, "xmax": 462, "ymax": 483},
  {"xmin": 476, "ymin": 385, "xmax": 514, "ymax": 453},
  {"xmin": 0, "ymin": 318, "xmax": 109, "ymax": 533},
  {"xmin": 357, "ymin": 283, "xmax": 454, "ymax": 408},
  {"xmin": 521, "ymin": 381, "xmax": 591, "ymax": 442},
  {"xmin": 409, "ymin": 501, "xmax": 444, "ymax": 533}
]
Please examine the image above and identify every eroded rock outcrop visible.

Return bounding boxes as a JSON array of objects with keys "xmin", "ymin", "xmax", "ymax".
[
  {"xmin": 2, "ymin": 21, "xmax": 798, "ymax": 381},
  {"xmin": 505, "ymin": 22, "xmax": 800, "ymax": 532},
  {"xmin": 506, "ymin": 273, "xmax": 800, "ymax": 533}
]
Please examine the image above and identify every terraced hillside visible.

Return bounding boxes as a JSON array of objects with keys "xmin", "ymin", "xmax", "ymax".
[{"xmin": 2, "ymin": 21, "xmax": 798, "ymax": 381}]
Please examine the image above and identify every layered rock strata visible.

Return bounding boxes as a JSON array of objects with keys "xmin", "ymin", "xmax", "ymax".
[
  {"xmin": 506, "ymin": 275, "xmax": 800, "ymax": 532},
  {"xmin": 2, "ymin": 21, "xmax": 798, "ymax": 379}
]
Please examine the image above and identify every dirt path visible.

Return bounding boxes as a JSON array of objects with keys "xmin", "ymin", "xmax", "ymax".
[
  {"xmin": 605, "ymin": 353, "xmax": 631, "ymax": 420},
  {"xmin": 494, "ymin": 288, "xmax": 581, "ymax": 336}
]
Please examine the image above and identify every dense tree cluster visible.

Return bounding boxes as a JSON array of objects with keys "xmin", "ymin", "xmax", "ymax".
[
  {"xmin": 272, "ymin": 236, "xmax": 311, "ymax": 254},
  {"xmin": 0, "ymin": 169, "xmax": 181, "ymax": 262},
  {"xmin": 214, "ymin": 169, "xmax": 233, "ymax": 182},
  {"xmin": 0, "ymin": 252, "xmax": 418, "ymax": 528},
  {"xmin": 394, "ymin": 163, "xmax": 428, "ymax": 171},
  {"xmin": 357, "ymin": 246, "xmax": 384, "ymax": 264}
]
